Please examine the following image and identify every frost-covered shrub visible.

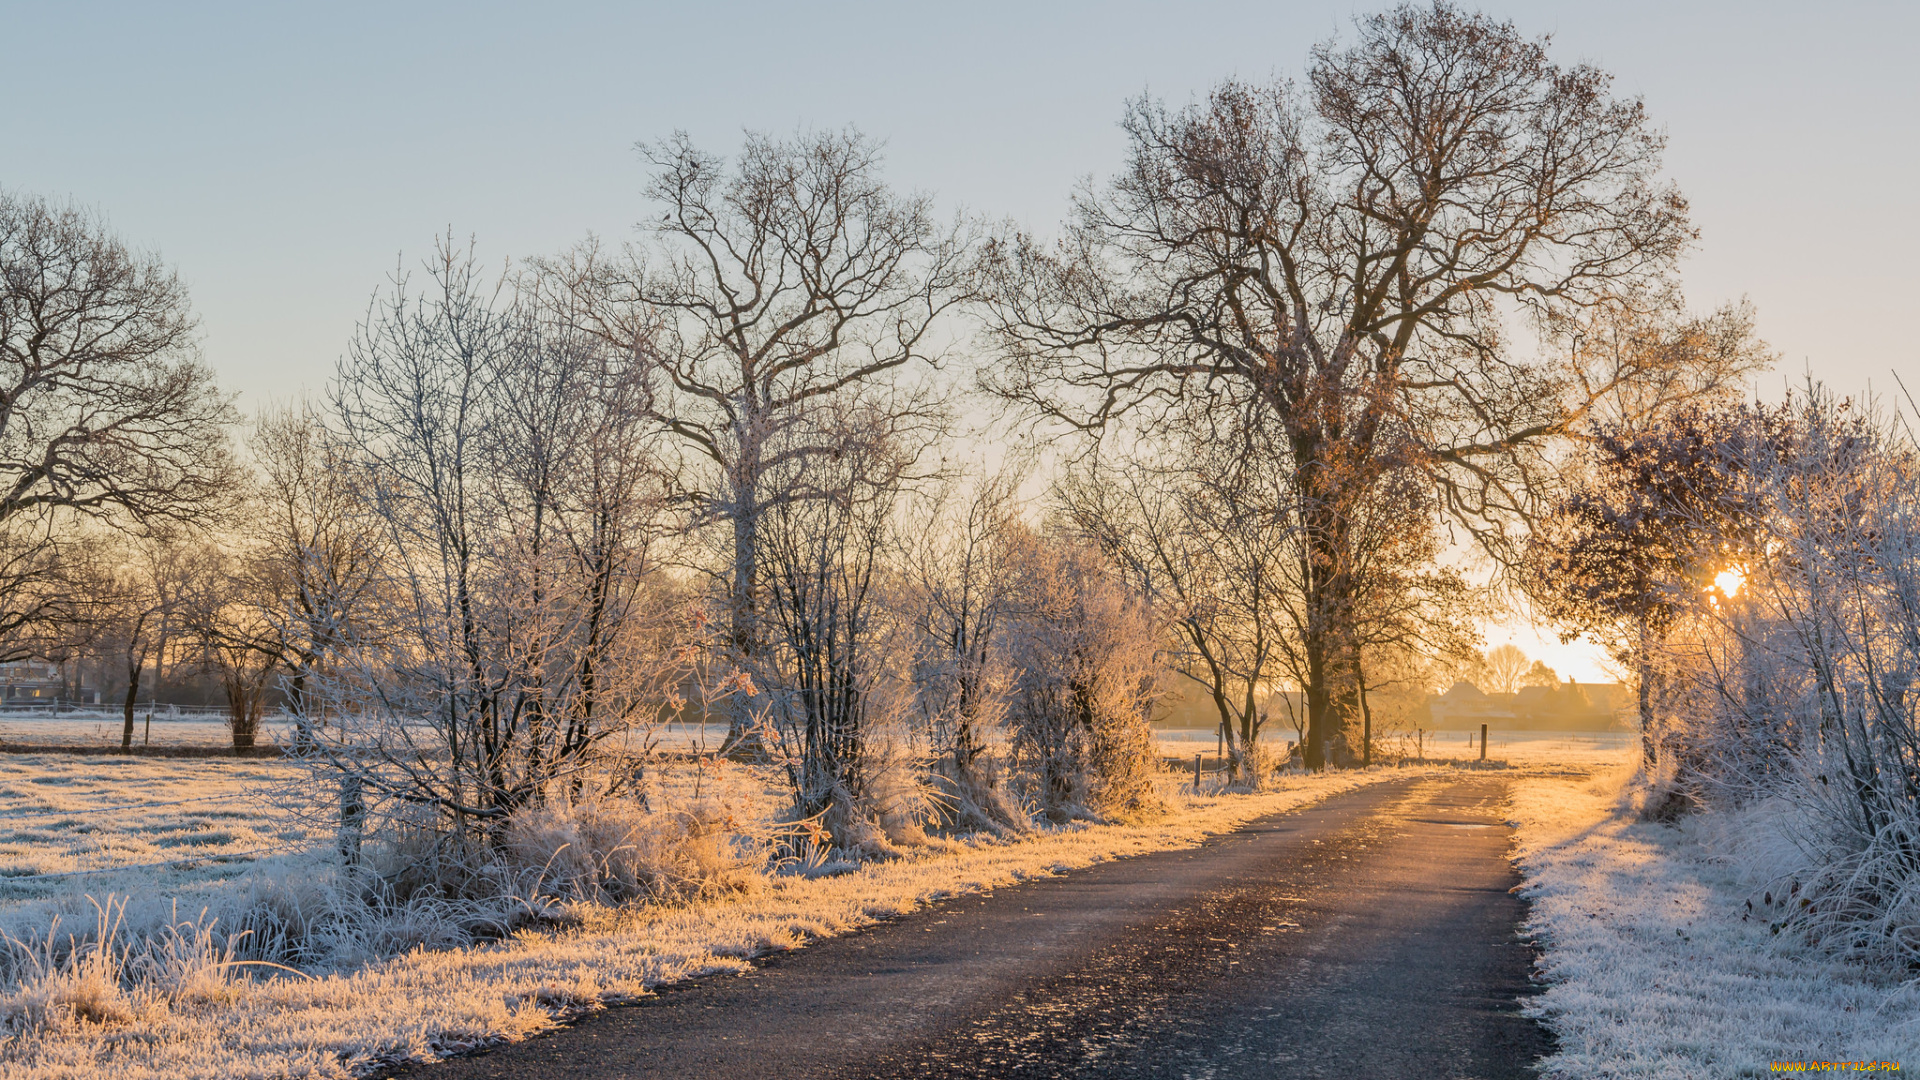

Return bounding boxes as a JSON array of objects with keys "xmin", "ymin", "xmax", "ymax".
[
  {"xmin": 0, "ymin": 769, "xmax": 771, "ymax": 1037},
  {"xmin": 1004, "ymin": 536, "xmax": 1166, "ymax": 822},
  {"xmin": 505, "ymin": 797, "xmax": 755, "ymax": 905},
  {"xmin": 1654, "ymin": 387, "xmax": 1920, "ymax": 964}
]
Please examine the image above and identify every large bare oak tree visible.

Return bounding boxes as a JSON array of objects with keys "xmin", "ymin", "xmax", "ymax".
[{"xmin": 978, "ymin": 3, "xmax": 1759, "ymax": 767}]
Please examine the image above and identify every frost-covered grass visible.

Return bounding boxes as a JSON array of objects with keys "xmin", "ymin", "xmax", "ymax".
[
  {"xmin": 1474, "ymin": 730, "xmax": 1634, "ymax": 768},
  {"xmin": 1511, "ymin": 759, "xmax": 1920, "ymax": 1078},
  {"xmin": 0, "ymin": 757, "xmax": 1446, "ymax": 1079},
  {"xmin": 0, "ymin": 715, "xmax": 295, "ymax": 750},
  {"xmin": 0, "ymin": 716, "xmax": 744, "ymax": 751},
  {"xmin": 0, "ymin": 754, "xmax": 323, "ymax": 890}
]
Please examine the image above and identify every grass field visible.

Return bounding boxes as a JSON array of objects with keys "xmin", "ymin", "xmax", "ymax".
[
  {"xmin": 0, "ymin": 754, "xmax": 321, "ymax": 887},
  {"xmin": 0, "ymin": 749, "xmax": 1467, "ymax": 1079}
]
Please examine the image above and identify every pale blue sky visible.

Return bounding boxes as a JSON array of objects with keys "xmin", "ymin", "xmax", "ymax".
[{"xmin": 7, "ymin": 1, "xmax": 1915, "ymax": 677}]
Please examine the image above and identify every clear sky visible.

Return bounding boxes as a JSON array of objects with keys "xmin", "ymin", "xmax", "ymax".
[{"xmin": 7, "ymin": 1, "xmax": 1915, "ymax": 679}]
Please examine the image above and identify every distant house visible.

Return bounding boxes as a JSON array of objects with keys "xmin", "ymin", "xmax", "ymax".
[
  {"xmin": 1430, "ymin": 681, "xmax": 1514, "ymax": 727},
  {"xmin": 0, "ymin": 659, "xmax": 98, "ymax": 704}
]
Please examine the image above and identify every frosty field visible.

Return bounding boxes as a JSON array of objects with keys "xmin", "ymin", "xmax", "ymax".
[
  {"xmin": 0, "ymin": 754, "xmax": 322, "ymax": 893},
  {"xmin": 0, "ymin": 713, "xmax": 297, "ymax": 751}
]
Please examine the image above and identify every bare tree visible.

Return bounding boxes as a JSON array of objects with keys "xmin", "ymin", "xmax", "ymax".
[
  {"xmin": 90, "ymin": 537, "xmax": 195, "ymax": 747},
  {"xmin": 177, "ymin": 547, "xmax": 281, "ymax": 749},
  {"xmin": 1480, "ymin": 645, "xmax": 1531, "ymax": 696},
  {"xmin": 896, "ymin": 470, "xmax": 1029, "ymax": 831},
  {"xmin": 494, "ymin": 260, "xmax": 686, "ymax": 796},
  {"xmin": 314, "ymin": 239, "xmax": 685, "ymax": 849},
  {"xmin": 0, "ymin": 526, "xmax": 92, "ymax": 663},
  {"xmin": 758, "ymin": 398, "xmax": 927, "ymax": 850},
  {"xmin": 1056, "ymin": 427, "xmax": 1295, "ymax": 788},
  {"xmin": 561, "ymin": 130, "xmax": 975, "ymax": 755},
  {"xmin": 0, "ymin": 191, "xmax": 237, "ymax": 669},
  {"xmin": 0, "ymin": 192, "xmax": 236, "ymax": 531},
  {"xmin": 977, "ymin": 4, "xmax": 1761, "ymax": 767},
  {"xmin": 245, "ymin": 404, "xmax": 388, "ymax": 741}
]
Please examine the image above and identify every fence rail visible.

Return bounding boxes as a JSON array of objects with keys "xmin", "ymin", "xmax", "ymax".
[{"xmin": 0, "ymin": 701, "xmax": 285, "ymax": 719}]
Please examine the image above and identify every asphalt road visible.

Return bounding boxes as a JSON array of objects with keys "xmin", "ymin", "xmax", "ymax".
[{"xmin": 390, "ymin": 776, "xmax": 1550, "ymax": 1079}]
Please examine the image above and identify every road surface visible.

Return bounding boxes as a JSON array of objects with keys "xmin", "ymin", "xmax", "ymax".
[{"xmin": 389, "ymin": 776, "xmax": 1550, "ymax": 1079}]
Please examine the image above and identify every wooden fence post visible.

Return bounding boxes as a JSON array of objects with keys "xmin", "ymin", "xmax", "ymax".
[
  {"xmin": 1479, "ymin": 723, "xmax": 1488, "ymax": 762},
  {"xmin": 1194, "ymin": 752, "xmax": 1203, "ymax": 792}
]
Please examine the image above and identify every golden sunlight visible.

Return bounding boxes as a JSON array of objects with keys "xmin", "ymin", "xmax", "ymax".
[{"xmin": 1713, "ymin": 567, "xmax": 1746, "ymax": 598}]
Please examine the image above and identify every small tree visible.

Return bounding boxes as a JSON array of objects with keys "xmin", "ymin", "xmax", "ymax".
[
  {"xmin": 1529, "ymin": 404, "xmax": 1774, "ymax": 763},
  {"xmin": 244, "ymin": 405, "xmax": 388, "ymax": 742},
  {"xmin": 1056, "ymin": 429, "xmax": 1295, "ymax": 788},
  {"xmin": 91, "ymin": 537, "xmax": 194, "ymax": 747},
  {"xmin": 759, "ymin": 395, "xmax": 938, "ymax": 851},
  {"xmin": 177, "ymin": 550, "xmax": 280, "ymax": 750},
  {"xmin": 315, "ymin": 239, "xmax": 685, "ymax": 853}
]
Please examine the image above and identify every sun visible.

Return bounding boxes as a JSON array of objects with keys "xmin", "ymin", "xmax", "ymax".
[{"xmin": 1713, "ymin": 567, "xmax": 1746, "ymax": 599}]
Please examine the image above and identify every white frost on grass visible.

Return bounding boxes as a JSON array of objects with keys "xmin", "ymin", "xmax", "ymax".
[
  {"xmin": 1, "ymin": 763, "xmax": 1436, "ymax": 1079},
  {"xmin": 0, "ymin": 755, "xmax": 322, "ymax": 885},
  {"xmin": 1511, "ymin": 761, "xmax": 1920, "ymax": 1078}
]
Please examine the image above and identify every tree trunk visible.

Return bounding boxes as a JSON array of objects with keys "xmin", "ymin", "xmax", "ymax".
[
  {"xmin": 1302, "ymin": 586, "xmax": 1362, "ymax": 769},
  {"xmin": 723, "ymin": 485, "xmax": 769, "ymax": 760},
  {"xmin": 288, "ymin": 667, "xmax": 315, "ymax": 753},
  {"xmin": 1233, "ymin": 678, "xmax": 1263, "ymax": 789},
  {"xmin": 1638, "ymin": 616, "xmax": 1657, "ymax": 766},
  {"xmin": 1204, "ymin": 677, "xmax": 1243, "ymax": 783},
  {"xmin": 121, "ymin": 656, "xmax": 142, "ymax": 750},
  {"xmin": 1304, "ymin": 639, "xmax": 1331, "ymax": 771},
  {"xmin": 226, "ymin": 666, "xmax": 261, "ymax": 750},
  {"xmin": 1358, "ymin": 669, "xmax": 1373, "ymax": 769},
  {"xmin": 1297, "ymin": 459, "xmax": 1363, "ymax": 770}
]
